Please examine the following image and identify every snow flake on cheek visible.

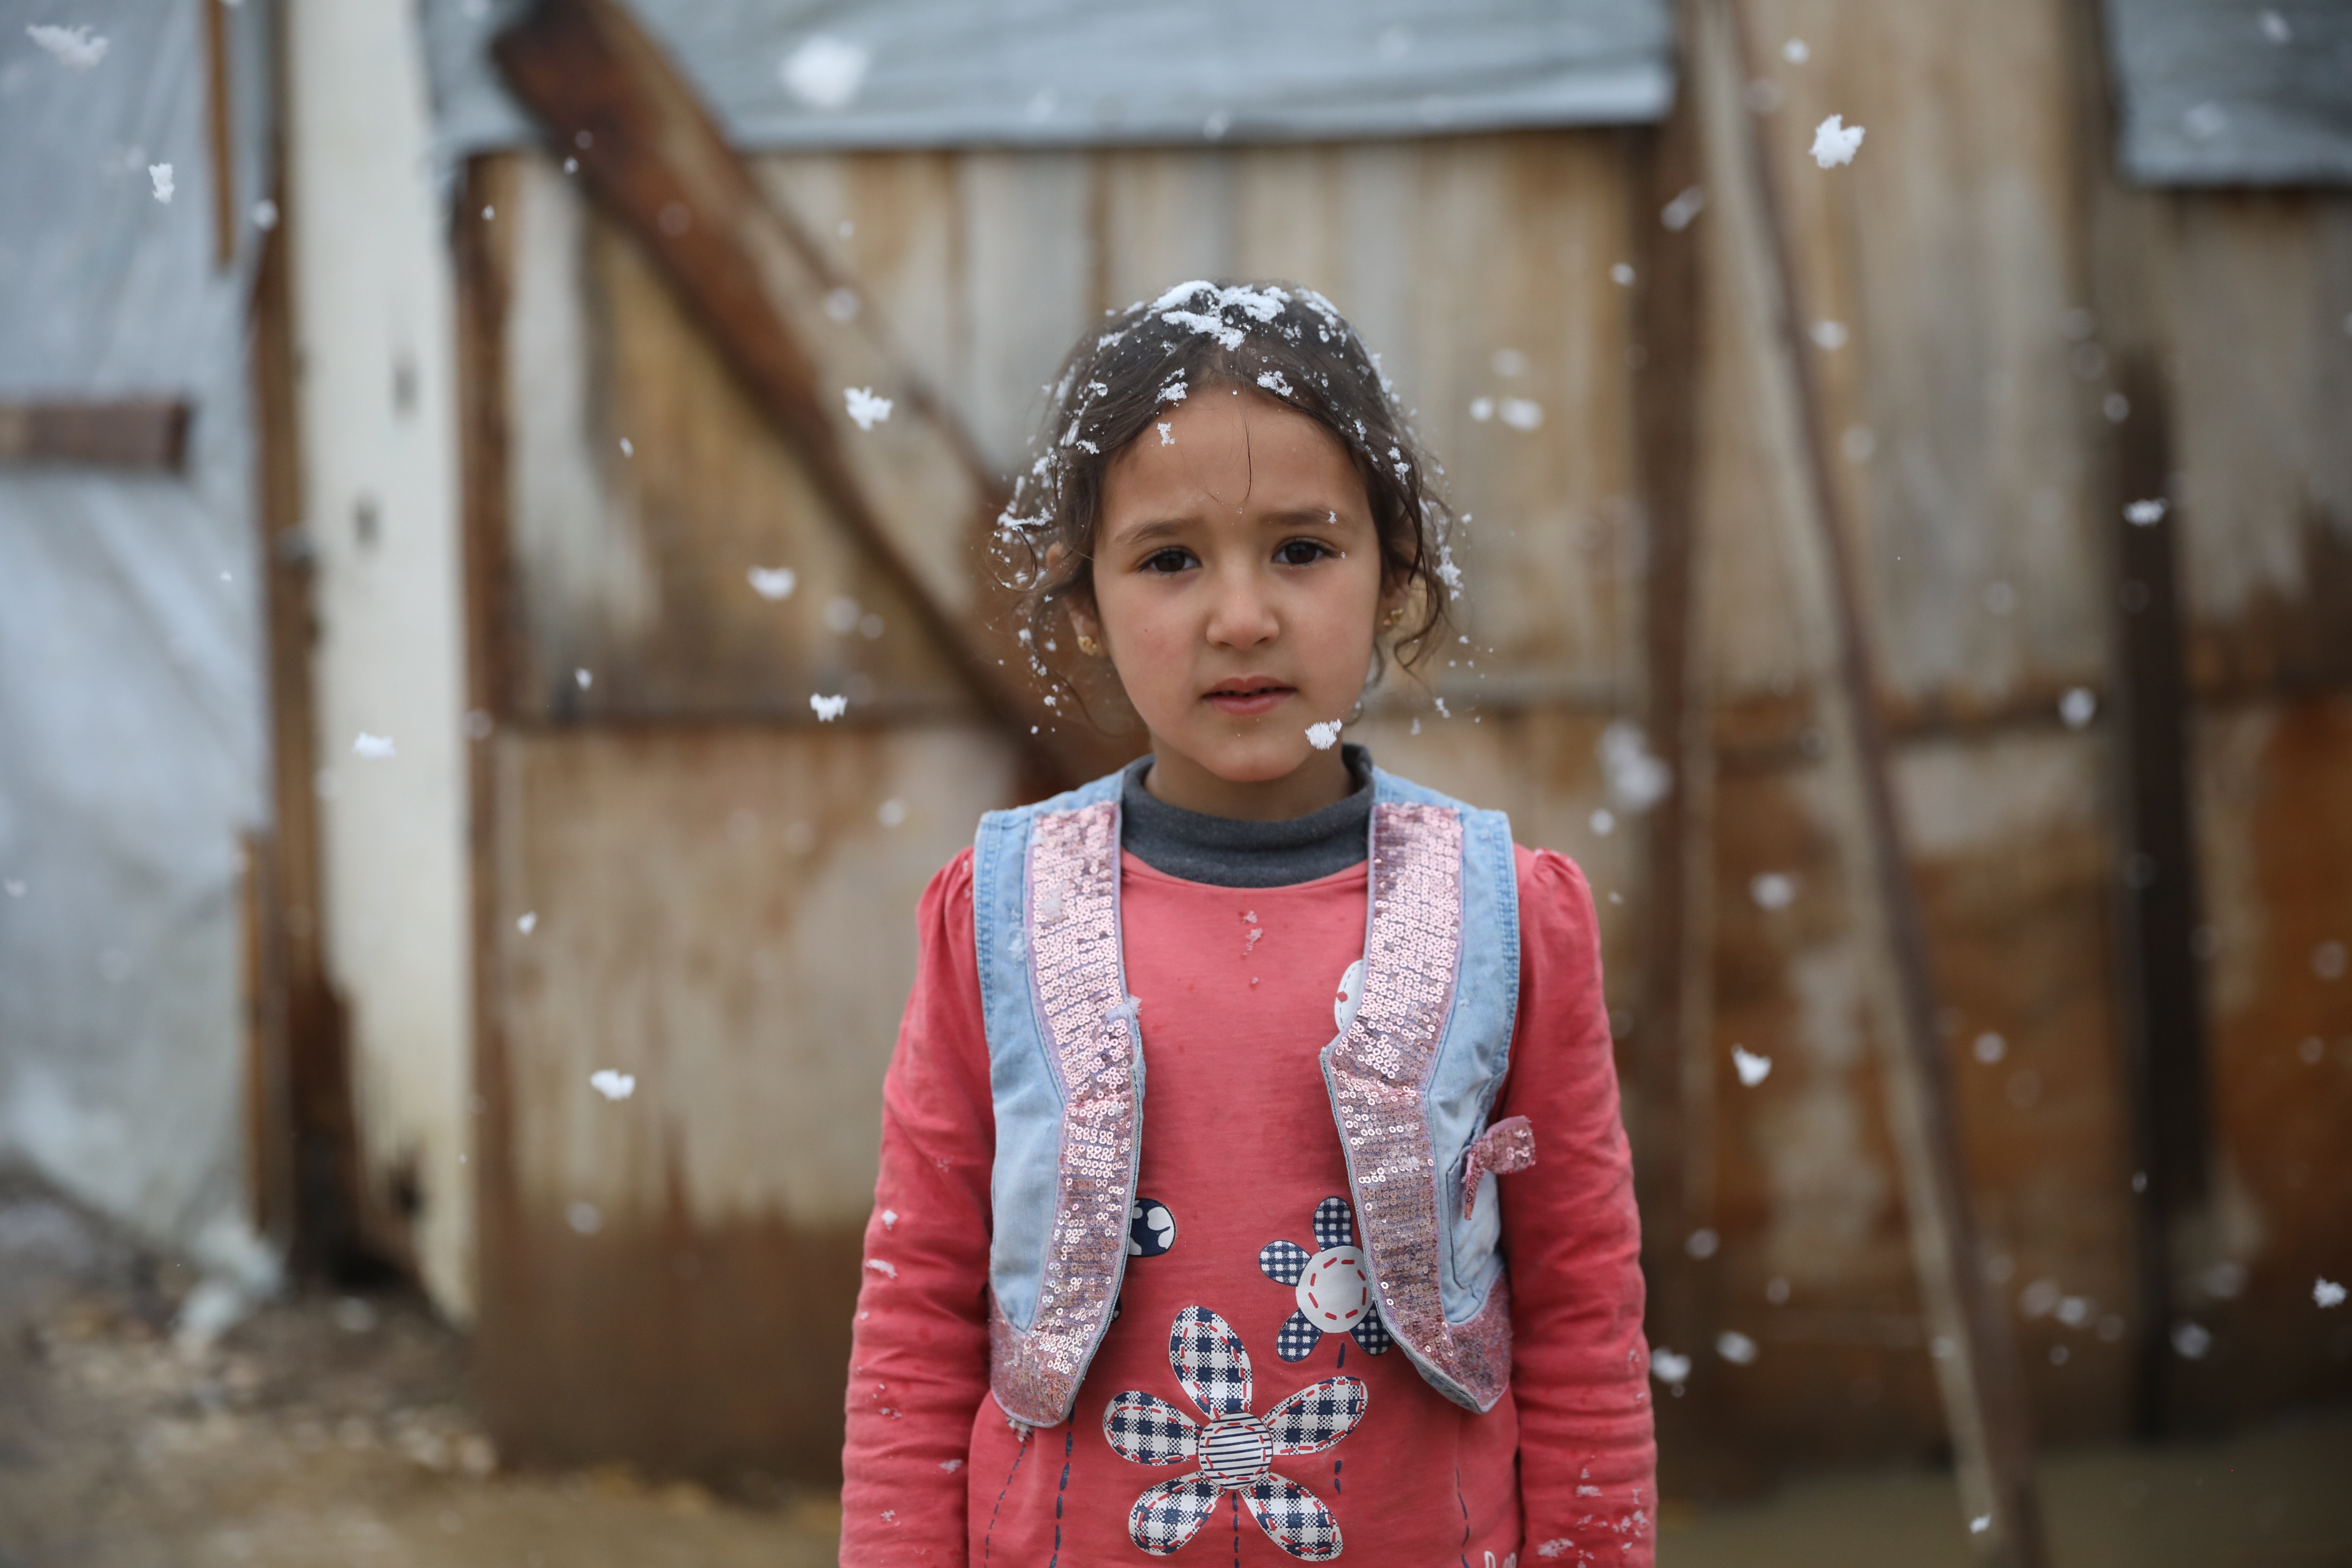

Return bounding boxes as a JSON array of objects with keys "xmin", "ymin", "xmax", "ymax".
[{"xmin": 1158, "ymin": 421, "xmax": 1175, "ymax": 445}]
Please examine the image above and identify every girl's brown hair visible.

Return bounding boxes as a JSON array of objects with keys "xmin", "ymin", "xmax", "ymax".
[{"xmin": 996, "ymin": 280, "xmax": 1458, "ymax": 697}]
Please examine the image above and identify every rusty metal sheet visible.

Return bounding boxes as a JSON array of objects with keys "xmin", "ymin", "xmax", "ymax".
[
  {"xmin": 2183, "ymin": 695, "xmax": 2352, "ymax": 1422},
  {"xmin": 476, "ymin": 720, "xmax": 1019, "ymax": 1474}
]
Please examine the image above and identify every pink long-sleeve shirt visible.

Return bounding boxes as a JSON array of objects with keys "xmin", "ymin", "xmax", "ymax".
[{"xmin": 840, "ymin": 844, "xmax": 1654, "ymax": 1566}]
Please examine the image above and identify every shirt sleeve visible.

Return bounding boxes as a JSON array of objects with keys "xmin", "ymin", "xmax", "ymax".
[
  {"xmin": 1496, "ymin": 846, "xmax": 1657, "ymax": 1565},
  {"xmin": 839, "ymin": 850, "xmax": 995, "ymax": 1565}
]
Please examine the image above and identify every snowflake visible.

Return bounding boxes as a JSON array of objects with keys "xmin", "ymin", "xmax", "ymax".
[
  {"xmin": 1732, "ymin": 1047, "xmax": 1772, "ymax": 1087},
  {"xmin": 844, "ymin": 386, "xmax": 894, "ymax": 430},
  {"xmin": 1102, "ymin": 1306, "xmax": 1365, "ymax": 1559},
  {"xmin": 2316, "ymin": 1278, "xmax": 2346, "ymax": 1309},
  {"xmin": 864, "ymin": 1258, "xmax": 898, "ymax": 1280},
  {"xmin": 2124, "ymin": 498, "xmax": 2168, "ymax": 526},
  {"xmin": 1750, "ymin": 872, "xmax": 1796, "ymax": 909},
  {"xmin": 747, "ymin": 565, "xmax": 797, "ymax": 600},
  {"xmin": 1304, "ymin": 720, "xmax": 1342, "ymax": 750},
  {"xmin": 1256, "ymin": 370, "xmax": 1295, "ymax": 398},
  {"xmin": 589, "ymin": 1069, "xmax": 636, "ymax": 1101},
  {"xmin": 149, "ymin": 163, "xmax": 174, "ymax": 203},
  {"xmin": 1811, "ymin": 115, "xmax": 1865, "ymax": 169},
  {"xmin": 781, "ymin": 34, "xmax": 870, "ymax": 110},
  {"xmin": 27, "ymin": 23, "xmax": 107, "ymax": 67},
  {"xmin": 1647, "ymin": 1345, "xmax": 1690, "ymax": 1385},
  {"xmin": 810, "ymin": 693, "xmax": 848, "ymax": 721},
  {"xmin": 352, "ymin": 733, "xmax": 395, "ymax": 759}
]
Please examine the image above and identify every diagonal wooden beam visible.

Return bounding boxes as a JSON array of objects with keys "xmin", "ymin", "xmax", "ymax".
[
  {"xmin": 0, "ymin": 399, "xmax": 191, "ymax": 470},
  {"xmin": 491, "ymin": 0, "xmax": 1129, "ymax": 788}
]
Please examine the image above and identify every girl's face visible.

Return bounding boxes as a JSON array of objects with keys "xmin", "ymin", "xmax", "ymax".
[{"xmin": 1074, "ymin": 385, "xmax": 1396, "ymax": 818}]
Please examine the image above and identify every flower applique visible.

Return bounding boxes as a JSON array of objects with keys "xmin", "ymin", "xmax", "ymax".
[
  {"xmin": 1112, "ymin": 1195, "xmax": 1177, "ymax": 1325},
  {"xmin": 1103, "ymin": 1306, "xmax": 1366, "ymax": 1560},
  {"xmin": 1259, "ymin": 1197, "xmax": 1391, "ymax": 1362}
]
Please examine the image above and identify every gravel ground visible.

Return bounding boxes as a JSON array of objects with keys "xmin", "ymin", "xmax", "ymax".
[{"xmin": 3, "ymin": 1172, "xmax": 2343, "ymax": 1568}]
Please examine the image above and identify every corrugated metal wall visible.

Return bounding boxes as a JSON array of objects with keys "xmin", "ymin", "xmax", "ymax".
[{"xmin": 448, "ymin": 0, "xmax": 2350, "ymax": 1486}]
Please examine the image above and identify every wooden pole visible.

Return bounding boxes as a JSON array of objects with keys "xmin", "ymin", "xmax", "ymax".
[{"xmin": 1697, "ymin": 1, "xmax": 2051, "ymax": 1559}]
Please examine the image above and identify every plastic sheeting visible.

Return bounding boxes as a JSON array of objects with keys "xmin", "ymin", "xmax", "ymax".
[
  {"xmin": 0, "ymin": 0, "xmax": 280, "ymax": 1292},
  {"xmin": 421, "ymin": 0, "xmax": 1673, "ymax": 165},
  {"xmin": 2105, "ymin": 0, "xmax": 2352, "ymax": 186}
]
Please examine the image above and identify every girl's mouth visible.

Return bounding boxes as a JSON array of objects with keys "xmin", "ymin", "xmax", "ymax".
[{"xmin": 1204, "ymin": 680, "xmax": 1295, "ymax": 717}]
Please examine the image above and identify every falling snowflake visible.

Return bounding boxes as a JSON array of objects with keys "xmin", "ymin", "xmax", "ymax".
[
  {"xmin": 2260, "ymin": 9, "xmax": 2291, "ymax": 44},
  {"xmin": 517, "ymin": 911, "xmax": 537, "ymax": 934},
  {"xmin": 1610, "ymin": 262, "xmax": 1636, "ymax": 286},
  {"xmin": 2170, "ymin": 1321, "xmax": 2211, "ymax": 1359},
  {"xmin": 1305, "ymin": 720, "xmax": 1342, "ymax": 750},
  {"xmin": 824, "ymin": 287, "xmax": 860, "ymax": 322},
  {"xmin": 1750, "ymin": 872, "xmax": 1796, "ymax": 909},
  {"xmin": 149, "ymin": 163, "xmax": 175, "ymax": 203},
  {"xmin": 2316, "ymin": 1278, "xmax": 2346, "ymax": 1309},
  {"xmin": 27, "ymin": 23, "xmax": 108, "ymax": 67},
  {"xmin": 1810, "ymin": 115, "xmax": 1865, "ymax": 169},
  {"xmin": 1782, "ymin": 37, "xmax": 1810, "ymax": 64},
  {"xmin": 1732, "ymin": 1047, "xmax": 1772, "ymax": 1087},
  {"xmin": 2125, "ymin": 498, "xmax": 2168, "ymax": 525},
  {"xmin": 810, "ymin": 693, "xmax": 848, "ymax": 721},
  {"xmin": 1809, "ymin": 320, "xmax": 1849, "ymax": 350},
  {"xmin": 877, "ymin": 799, "xmax": 908, "ymax": 827},
  {"xmin": 1970, "ymin": 1515, "xmax": 1991, "ymax": 1535},
  {"xmin": 574, "ymin": 668, "xmax": 593, "ymax": 690},
  {"xmin": 1660, "ymin": 186, "xmax": 1705, "ymax": 231},
  {"xmin": 1589, "ymin": 808, "xmax": 1616, "ymax": 836},
  {"xmin": 589, "ymin": 1069, "xmax": 636, "ymax": 1101},
  {"xmin": 2059, "ymin": 688, "xmax": 2097, "ymax": 728},
  {"xmin": 1498, "ymin": 398, "xmax": 1544, "ymax": 432},
  {"xmin": 844, "ymin": 386, "xmax": 894, "ymax": 430},
  {"xmin": 1973, "ymin": 1031, "xmax": 2007, "ymax": 1064},
  {"xmin": 1716, "ymin": 1331, "xmax": 1759, "ymax": 1365},
  {"xmin": 567, "ymin": 1201, "xmax": 602, "ymax": 1236},
  {"xmin": 352, "ymin": 733, "xmax": 396, "ymax": 759},
  {"xmin": 1647, "ymin": 1345, "xmax": 1691, "ymax": 1385},
  {"xmin": 781, "ymin": 34, "xmax": 870, "ymax": 110},
  {"xmin": 747, "ymin": 565, "xmax": 797, "ymax": 600},
  {"xmin": 1600, "ymin": 721, "xmax": 1671, "ymax": 813}
]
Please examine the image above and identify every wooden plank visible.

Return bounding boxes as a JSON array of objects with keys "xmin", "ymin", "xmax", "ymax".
[
  {"xmin": 251, "ymin": 191, "xmax": 372, "ymax": 1273},
  {"xmin": 490, "ymin": 0, "xmax": 1124, "ymax": 785},
  {"xmin": 0, "ymin": 400, "xmax": 190, "ymax": 470},
  {"xmin": 1706, "ymin": 0, "xmax": 2050, "ymax": 1557},
  {"xmin": 203, "ymin": 0, "xmax": 236, "ymax": 268},
  {"xmin": 2105, "ymin": 352, "xmax": 2212, "ymax": 1437}
]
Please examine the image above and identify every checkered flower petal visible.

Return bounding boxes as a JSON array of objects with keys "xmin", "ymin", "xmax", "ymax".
[
  {"xmin": 1168, "ymin": 1305, "xmax": 1252, "ymax": 1419},
  {"xmin": 1258, "ymin": 1239, "xmax": 1311, "ymax": 1287},
  {"xmin": 1102, "ymin": 1391, "xmax": 1198, "ymax": 1466},
  {"xmin": 1264, "ymin": 1377, "xmax": 1368, "ymax": 1455},
  {"xmin": 1348, "ymin": 1304, "xmax": 1392, "ymax": 1356},
  {"xmin": 1127, "ymin": 1474, "xmax": 1224, "ymax": 1556},
  {"xmin": 1274, "ymin": 1307, "xmax": 1323, "ymax": 1363},
  {"xmin": 1311, "ymin": 1196, "xmax": 1354, "ymax": 1252},
  {"xmin": 1243, "ymin": 1472, "xmax": 1345, "ymax": 1562}
]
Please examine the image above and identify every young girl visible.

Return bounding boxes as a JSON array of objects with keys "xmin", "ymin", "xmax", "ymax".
[{"xmin": 839, "ymin": 282, "xmax": 1653, "ymax": 1566}]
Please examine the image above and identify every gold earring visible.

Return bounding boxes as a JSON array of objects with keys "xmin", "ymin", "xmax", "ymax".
[
  {"xmin": 1382, "ymin": 607, "xmax": 1406, "ymax": 629},
  {"xmin": 1077, "ymin": 633, "xmax": 1102, "ymax": 657}
]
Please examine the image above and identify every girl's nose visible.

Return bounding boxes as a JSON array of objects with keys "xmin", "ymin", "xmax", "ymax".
[{"xmin": 1202, "ymin": 568, "xmax": 1279, "ymax": 650}]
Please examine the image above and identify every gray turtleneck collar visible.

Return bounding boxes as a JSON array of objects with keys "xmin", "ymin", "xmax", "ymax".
[{"xmin": 1118, "ymin": 746, "xmax": 1373, "ymax": 889}]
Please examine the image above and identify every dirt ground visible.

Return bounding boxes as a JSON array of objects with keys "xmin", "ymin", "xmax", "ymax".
[{"xmin": 3, "ymin": 1175, "xmax": 2345, "ymax": 1568}]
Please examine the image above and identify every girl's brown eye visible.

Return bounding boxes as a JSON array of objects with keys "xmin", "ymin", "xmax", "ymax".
[
  {"xmin": 1276, "ymin": 539, "xmax": 1331, "ymax": 567},
  {"xmin": 1142, "ymin": 548, "xmax": 1193, "ymax": 574}
]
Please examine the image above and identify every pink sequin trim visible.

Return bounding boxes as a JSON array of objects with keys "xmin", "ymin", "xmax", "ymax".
[
  {"xmin": 988, "ymin": 800, "xmax": 1139, "ymax": 1427},
  {"xmin": 1460, "ymin": 1115, "xmax": 1536, "ymax": 1219},
  {"xmin": 1323, "ymin": 802, "xmax": 1513, "ymax": 1412}
]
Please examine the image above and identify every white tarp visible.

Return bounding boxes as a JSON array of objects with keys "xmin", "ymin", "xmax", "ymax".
[
  {"xmin": 0, "ymin": 0, "xmax": 279, "ymax": 1295},
  {"xmin": 2105, "ymin": 0, "xmax": 2352, "ymax": 186},
  {"xmin": 421, "ymin": 0, "xmax": 1673, "ymax": 166}
]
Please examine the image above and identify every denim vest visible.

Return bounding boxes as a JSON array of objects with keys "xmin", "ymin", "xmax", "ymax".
[{"xmin": 972, "ymin": 766, "xmax": 1525, "ymax": 1427}]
